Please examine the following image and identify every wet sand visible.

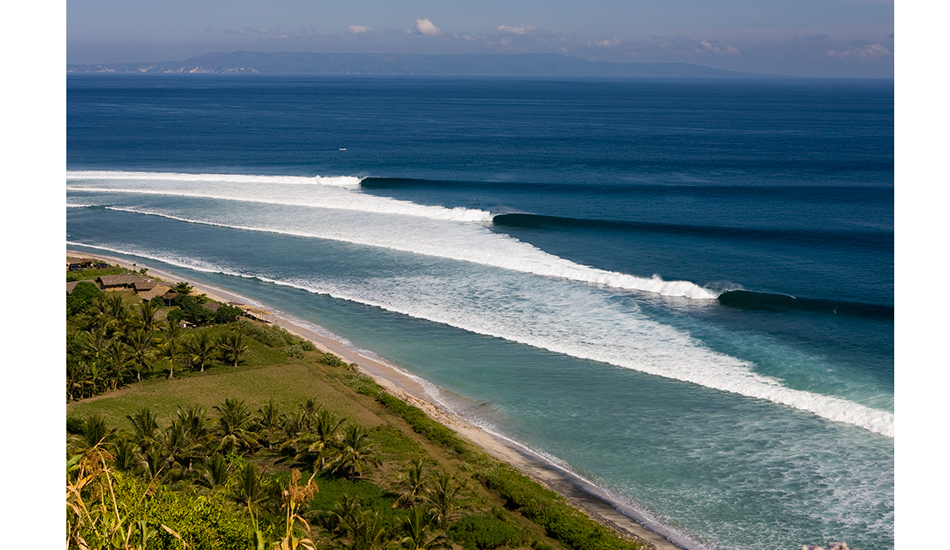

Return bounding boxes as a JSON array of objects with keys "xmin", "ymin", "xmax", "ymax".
[{"xmin": 68, "ymin": 249, "xmax": 685, "ymax": 550}]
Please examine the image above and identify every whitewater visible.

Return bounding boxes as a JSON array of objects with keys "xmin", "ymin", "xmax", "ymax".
[{"xmin": 67, "ymin": 170, "xmax": 892, "ymax": 437}]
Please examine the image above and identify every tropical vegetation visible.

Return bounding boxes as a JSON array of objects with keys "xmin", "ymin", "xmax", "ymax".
[{"xmin": 67, "ymin": 262, "xmax": 648, "ymax": 550}]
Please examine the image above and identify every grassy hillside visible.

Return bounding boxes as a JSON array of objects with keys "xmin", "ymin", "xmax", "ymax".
[{"xmin": 67, "ymin": 295, "xmax": 647, "ymax": 550}]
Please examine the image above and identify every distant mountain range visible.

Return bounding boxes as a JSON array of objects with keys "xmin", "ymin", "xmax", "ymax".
[{"xmin": 67, "ymin": 51, "xmax": 770, "ymax": 78}]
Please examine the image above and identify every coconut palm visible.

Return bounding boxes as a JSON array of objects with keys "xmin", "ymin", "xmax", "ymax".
[
  {"xmin": 214, "ymin": 398, "xmax": 260, "ymax": 454},
  {"xmin": 194, "ymin": 453, "xmax": 231, "ymax": 490},
  {"xmin": 176, "ymin": 404, "xmax": 212, "ymax": 447},
  {"xmin": 397, "ymin": 506, "xmax": 448, "ymax": 550},
  {"xmin": 338, "ymin": 509, "xmax": 388, "ymax": 550},
  {"xmin": 294, "ymin": 407, "xmax": 346, "ymax": 471},
  {"xmin": 111, "ymin": 438, "xmax": 148, "ymax": 476},
  {"xmin": 229, "ymin": 462, "xmax": 268, "ymax": 511},
  {"xmin": 218, "ymin": 331, "xmax": 248, "ymax": 367},
  {"xmin": 159, "ymin": 335, "xmax": 187, "ymax": 380},
  {"xmin": 330, "ymin": 425, "xmax": 379, "ymax": 481},
  {"xmin": 134, "ymin": 300, "xmax": 162, "ymax": 334},
  {"xmin": 188, "ymin": 330, "xmax": 217, "ymax": 372},
  {"xmin": 125, "ymin": 328, "xmax": 156, "ymax": 382},
  {"xmin": 392, "ymin": 459, "xmax": 428, "ymax": 509},
  {"xmin": 105, "ymin": 338, "xmax": 134, "ymax": 390},
  {"xmin": 423, "ymin": 474, "xmax": 463, "ymax": 528},
  {"xmin": 77, "ymin": 325, "xmax": 113, "ymax": 365},
  {"xmin": 68, "ymin": 414, "xmax": 117, "ymax": 454},
  {"xmin": 126, "ymin": 407, "xmax": 160, "ymax": 452},
  {"xmin": 254, "ymin": 400, "xmax": 283, "ymax": 450}
]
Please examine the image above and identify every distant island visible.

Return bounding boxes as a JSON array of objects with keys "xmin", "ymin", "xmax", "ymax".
[{"xmin": 67, "ymin": 51, "xmax": 770, "ymax": 78}]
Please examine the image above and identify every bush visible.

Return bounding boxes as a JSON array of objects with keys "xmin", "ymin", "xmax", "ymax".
[
  {"xmin": 449, "ymin": 512, "xmax": 521, "ymax": 550},
  {"xmin": 66, "ymin": 416, "xmax": 85, "ymax": 435},
  {"xmin": 287, "ymin": 344, "xmax": 306, "ymax": 359},
  {"xmin": 67, "ymin": 281, "xmax": 101, "ymax": 316},
  {"xmin": 214, "ymin": 304, "xmax": 243, "ymax": 324},
  {"xmin": 320, "ymin": 352, "xmax": 345, "ymax": 367}
]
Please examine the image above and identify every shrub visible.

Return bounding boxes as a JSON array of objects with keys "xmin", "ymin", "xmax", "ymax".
[
  {"xmin": 320, "ymin": 353, "xmax": 345, "ymax": 367},
  {"xmin": 449, "ymin": 512, "xmax": 521, "ymax": 550},
  {"xmin": 67, "ymin": 281, "xmax": 100, "ymax": 316},
  {"xmin": 66, "ymin": 416, "xmax": 85, "ymax": 435}
]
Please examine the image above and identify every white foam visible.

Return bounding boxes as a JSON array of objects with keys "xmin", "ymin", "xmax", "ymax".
[
  {"xmin": 67, "ymin": 170, "xmax": 363, "ymax": 188},
  {"xmin": 91, "ymin": 200, "xmax": 715, "ymax": 300},
  {"xmin": 65, "ymin": 239, "xmax": 893, "ymax": 437}
]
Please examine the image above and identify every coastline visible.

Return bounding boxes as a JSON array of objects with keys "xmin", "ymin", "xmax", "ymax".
[{"xmin": 67, "ymin": 248, "xmax": 686, "ymax": 550}]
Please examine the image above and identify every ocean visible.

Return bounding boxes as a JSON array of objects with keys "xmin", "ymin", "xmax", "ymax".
[{"xmin": 66, "ymin": 75, "xmax": 894, "ymax": 550}]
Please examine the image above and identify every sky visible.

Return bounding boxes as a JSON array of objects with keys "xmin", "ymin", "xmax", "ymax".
[{"xmin": 66, "ymin": 0, "xmax": 894, "ymax": 78}]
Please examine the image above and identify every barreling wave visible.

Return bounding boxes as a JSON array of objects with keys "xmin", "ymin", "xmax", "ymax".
[
  {"xmin": 361, "ymin": 176, "xmax": 895, "ymax": 204},
  {"xmin": 493, "ymin": 213, "xmax": 893, "ymax": 253},
  {"xmin": 718, "ymin": 290, "xmax": 893, "ymax": 320},
  {"xmin": 101, "ymin": 204, "xmax": 719, "ymax": 300},
  {"xmin": 66, "ymin": 171, "xmax": 494, "ymax": 223},
  {"xmin": 66, "ymin": 170, "xmax": 719, "ymax": 300}
]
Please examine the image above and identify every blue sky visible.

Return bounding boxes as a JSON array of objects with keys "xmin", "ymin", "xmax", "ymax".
[{"xmin": 67, "ymin": 0, "xmax": 894, "ymax": 77}]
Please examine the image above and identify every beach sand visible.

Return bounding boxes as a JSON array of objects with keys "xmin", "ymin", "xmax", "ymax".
[{"xmin": 68, "ymin": 249, "xmax": 684, "ymax": 550}]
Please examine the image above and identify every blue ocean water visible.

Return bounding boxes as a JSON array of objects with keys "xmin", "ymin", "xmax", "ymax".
[{"xmin": 66, "ymin": 75, "xmax": 893, "ymax": 550}]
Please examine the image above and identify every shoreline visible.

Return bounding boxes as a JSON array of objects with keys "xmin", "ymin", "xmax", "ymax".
[{"xmin": 67, "ymin": 248, "xmax": 687, "ymax": 550}]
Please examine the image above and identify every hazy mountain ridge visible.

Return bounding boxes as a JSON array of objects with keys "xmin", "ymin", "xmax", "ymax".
[{"xmin": 67, "ymin": 51, "xmax": 769, "ymax": 77}]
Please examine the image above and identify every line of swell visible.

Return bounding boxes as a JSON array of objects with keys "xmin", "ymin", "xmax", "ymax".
[
  {"xmin": 493, "ymin": 213, "xmax": 893, "ymax": 252},
  {"xmin": 362, "ymin": 176, "xmax": 894, "ymax": 203},
  {"xmin": 66, "ymin": 185, "xmax": 495, "ymax": 223},
  {"xmin": 96, "ymin": 205, "xmax": 719, "ymax": 300},
  {"xmin": 718, "ymin": 290, "xmax": 893, "ymax": 320}
]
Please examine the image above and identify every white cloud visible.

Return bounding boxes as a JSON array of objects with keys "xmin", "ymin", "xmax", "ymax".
[
  {"xmin": 415, "ymin": 18, "xmax": 442, "ymax": 36},
  {"xmin": 347, "ymin": 25, "xmax": 372, "ymax": 35},
  {"xmin": 587, "ymin": 38, "xmax": 620, "ymax": 48},
  {"xmin": 826, "ymin": 43, "xmax": 892, "ymax": 59},
  {"xmin": 701, "ymin": 40, "xmax": 740, "ymax": 55},
  {"xmin": 497, "ymin": 25, "xmax": 536, "ymax": 35}
]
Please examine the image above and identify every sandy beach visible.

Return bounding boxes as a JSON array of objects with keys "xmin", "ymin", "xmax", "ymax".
[{"xmin": 68, "ymin": 249, "xmax": 684, "ymax": 550}]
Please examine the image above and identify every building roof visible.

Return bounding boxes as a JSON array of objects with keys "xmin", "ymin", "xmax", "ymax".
[
  {"xmin": 66, "ymin": 280, "xmax": 98, "ymax": 294},
  {"xmin": 133, "ymin": 280, "xmax": 160, "ymax": 292},
  {"xmin": 138, "ymin": 284, "xmax": 172, "ymax": 302},
  {"xmin": 97, "ymin": 274, "xmax": 153, "ymax": 288}
]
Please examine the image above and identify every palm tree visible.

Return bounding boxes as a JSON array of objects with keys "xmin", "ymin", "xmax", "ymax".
[
  {"xmin": 392, "ymin": 459, "xmax": 428, "ymax": 509},
  {"xmin": 188, "ymin": 330, "xmax": 217, "ymax": 372},
  {"xmin": 397, "ymin": 506, "xmax": 448, "ymax": 550},
  {"xmin": 68, "ymin": 414, "xmax": 117, "ymax": 454},
  {"xmin": 77, "ymin": 325, "xmax": 113, "ymax": 366},
  {"xmin": 160, "ymin": 335, "xmax": 187, "ymax": 380},
  {"xmin": 229, "ymin": 462, "xmax": 268, "ymax": 511},
  {"xmin": 105, "ymin": 338, "xmax": 134, "ymax": 390},
  {"xmin": 338, "ymin": 510, "xmax": 388, "ymax": 550},
  {"xmin": 218, "ymin": 331, "xmax": 248, "ymax": 367},
  {"xmin": 293, "ymin": 407, "xmax": 346, "ymax": 472},
  {"xmin": 194, "ymin": 453, "xmax": 231, "ymax": 490},
  {"xmin": 214, "ymin": 398, "xmax": 260, "ymax": 454},
  {"xmin": 134, "ymin": 300, "xmax": 162, "ymax": 334},
  {"xmin": 126, "ymin": 407, "xmax": 160, "ymax": 452},
  {"xmin": 103, "ymin": 293, "xmax": 129, "ymax": 332},
  {"xmin": 177, "ymin": 404, "xmax": 212, "ymax": 447},
  {"xmin": 254, "ymin": 400, "xmax": 283, "ymax": 450},
  {"xmin": 423, "ymin": 474, "xmax": 463, "ymax": 528},
  {"xmin": 111, "ymin": 438, "xmax": 148, "ymax": 476},
  {"xmin": 125, "ymin": 328, "xmax": 156, "ymax": 382},
  {"xmin": 330, "ymin": 425, "xmax": 379, "ymax": 481}
]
